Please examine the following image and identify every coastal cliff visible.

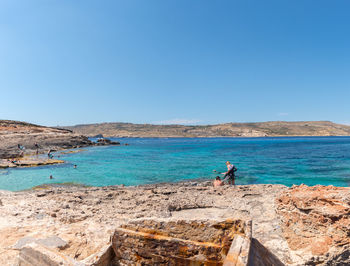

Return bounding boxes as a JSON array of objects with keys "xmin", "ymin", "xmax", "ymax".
[{"xmin": 65, "ymin": 121, "xmax": 350, "ymax": 138}]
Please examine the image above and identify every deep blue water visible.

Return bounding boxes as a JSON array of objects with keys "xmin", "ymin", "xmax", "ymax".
[{"xmin": 1, "ymin": 137, "xmax": 350, "ymax": 191}]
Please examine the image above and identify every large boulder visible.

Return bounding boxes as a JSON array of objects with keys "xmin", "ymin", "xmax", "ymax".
[
  {"xmin": 111, "ymin": 218, "xmax": 283, "ymax": 265},
  {"xmin": 112, "ymin": 219, "xmax": 247, "ymax": 265},
  {"xmin": 95, "ymin": 138, "xmax": 120, "ymax": 146}
]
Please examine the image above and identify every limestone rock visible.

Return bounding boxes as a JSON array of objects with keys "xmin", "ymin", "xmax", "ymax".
[
  {"xmin": 95, "ymin": 138, "xmax": 120, "ymax": 145},
  {"xmin": 36, "ymin": 236, "xmax": 68, "ymax": 249},
  {"xmin": 276, "ymin": 184, "xmax": 350, "ymax": 265},
  {"xmin": 224, "ymin": 234, "xmax": 250, "ymax": 265},
  {"xmin": 0, "ymin": 182, "xmax": 291, "ymax": 265},
  {"xmin": 82, "ymin": 245, "xmax": 116, "ymax": 266},
  {"xmin": 13, "ymin": 236, "xmax": 67, "ymax": 251},
  {"xmin": 0, "ymin": 120, "xmax": 120, "ymax": 160},
  {"xmin": 13, "ymin": 237, "xmax": 37, "ymax": 250},
  {"xmin": 3, "ymin": 182, "xmax": 350, "ymax": 265},
  {"xmin": 112, "ymin": 219, "xmax": 247, "ymax": 265},
  {"xmin": 15, "ymin": 242, "xmax": 83, "ymax": 266}
]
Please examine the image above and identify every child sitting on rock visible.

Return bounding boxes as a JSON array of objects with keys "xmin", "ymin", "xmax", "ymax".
[{"xmin": 213, "ymin": 176, "xmax": 224, "ymax": 187}]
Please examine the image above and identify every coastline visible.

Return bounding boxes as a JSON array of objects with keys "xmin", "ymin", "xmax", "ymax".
[
  {"xmin": 2, "ymin": 134, "xmax": 349, "ymax": 169},
  {"xmin": 0, "ymin": 157, "xmax": 65, "ymax": 169},
  {"xmin": 1, "ymin": 121, "xmax": 349, "ymax": 264},
  {"xmin": 0, "ymin": 120, "xmax": 120, "ymax": 160},
  {"xmin": 0, "ymin": 148, "xmax": 90, "ymax": 169},
  {"xmin": 2, "ymin": 136, "xmax": 350, "ymax": 191},
  {"xmin": 66, "ymin": 121, "xmax": 350, "ymax": 138},
  {"xmin": 88, "ymin": 134, "xmax": 350, "ymax": 139}
]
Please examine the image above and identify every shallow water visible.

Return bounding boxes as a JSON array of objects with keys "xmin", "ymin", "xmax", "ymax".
[{"xmin": 1, "ymin": 137, "xmax": 350, "ymax": 191}]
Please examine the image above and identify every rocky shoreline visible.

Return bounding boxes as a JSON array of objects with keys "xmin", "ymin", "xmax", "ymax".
[
  {"xmin": 1, "ymin": 120, "xmax": 349, "ymax": 265},
  {"xmin": 0, "ymin": 181, "xmax": 349, "ymax": 265},
  {"xmin": 0, "ymin": 120, "xmax": 120, "ymax": 168}
]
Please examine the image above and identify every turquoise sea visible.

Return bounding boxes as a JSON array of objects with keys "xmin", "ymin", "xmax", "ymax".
[{"xmin": 1, "ymin": 137, "xmax": 350, "ymax": 191}]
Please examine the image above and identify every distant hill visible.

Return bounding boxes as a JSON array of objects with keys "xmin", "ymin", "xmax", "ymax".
[
  {"xmin": 0, "ymin": 120, "xmax": 72, "ymax": 135},
  {"xmin": 64, "ymin": 121, "xmax": 350, "ymax": 138}
]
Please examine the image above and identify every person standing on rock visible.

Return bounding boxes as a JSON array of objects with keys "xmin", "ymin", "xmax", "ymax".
[
  {"xmin": 34, "ymin": 143, "xmax": 39, "ymax": 156},
  {"xmin": 222, "ymin": 161, "xmax": 237, "ymax": 186}
]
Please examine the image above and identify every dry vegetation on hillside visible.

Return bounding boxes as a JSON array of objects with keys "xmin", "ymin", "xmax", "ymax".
[{"xmin": 66, "ymin": 121, "xmax": 350, "ymax": 138}]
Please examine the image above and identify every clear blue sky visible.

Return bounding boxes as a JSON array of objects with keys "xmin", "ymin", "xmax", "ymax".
[{"xmin": 0, "ymin": 0, "xmax": 349, "ymax": 126}]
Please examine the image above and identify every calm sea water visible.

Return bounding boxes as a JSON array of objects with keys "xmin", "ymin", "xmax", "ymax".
[{"xmin": 1, "ymin": 137, "xmax": 350, "ymax": 191}]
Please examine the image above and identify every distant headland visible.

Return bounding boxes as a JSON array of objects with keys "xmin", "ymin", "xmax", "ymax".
[{"xmin": 65, "ymin": 120, "xmax": 350, "ymax": 138}]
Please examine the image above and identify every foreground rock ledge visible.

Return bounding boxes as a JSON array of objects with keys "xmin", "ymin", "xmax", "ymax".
[
  {"xmin": 0, "ymin": 182, "xmax": 349, "ymax": 265},
  {"xmin": 276, "ymin": 184, "xmax": 350, "ymax": 265}
]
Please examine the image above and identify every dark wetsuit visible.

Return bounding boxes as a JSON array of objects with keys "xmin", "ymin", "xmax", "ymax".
[{"xmin": 224, "ymin": 164, "xmax": 237, "ymax": 184}]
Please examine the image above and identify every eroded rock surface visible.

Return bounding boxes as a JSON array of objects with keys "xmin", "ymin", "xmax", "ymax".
[
  {"xmin": 276, "ymin": 184, "xmax": 350, "ymax": 265},
  {"xmin": 1, "ymin": 182, "xmax": 349, "ymax": 265},
  {"xmin": 0, "ymin": 158, "xmax": 64, "ymax": 169},
  {"xmin": 0, "ymin": 182, "xmax": 290, "ymax": 265},
  {"xmin": 113, "ymin": 219, "xmax": 246, "ymax": 265}
]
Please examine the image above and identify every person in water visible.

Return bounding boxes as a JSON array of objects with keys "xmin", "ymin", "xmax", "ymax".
[
  {"xmin": 222, "ymin": 161, "xmax": 237, "ymax": 185},
  {"xmin": 47, "ymin": 150, "xmax": 53, "ymax": 159},
  {"xmin": 213, "ymin": 176, "xmax": 224, "ymax": 187},
  {"xmin": 18, "ymin": 144, "xmax": 25, "ymax": 157}
]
